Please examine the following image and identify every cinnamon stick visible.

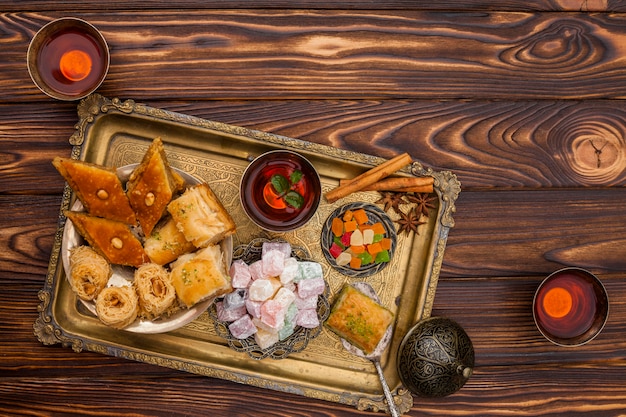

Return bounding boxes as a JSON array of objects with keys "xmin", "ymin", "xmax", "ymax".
[
  {"xmin": 339, "ymin": 176, "xmax": 434, "ymax": 193},
  {"xmin": 324, "ymin": 153, "xmax": 413, "ymax": 203}
]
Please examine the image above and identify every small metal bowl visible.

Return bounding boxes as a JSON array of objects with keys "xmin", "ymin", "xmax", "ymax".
[
  {"xmin": 533, "ymin": 267, "xmax": 609, "ymax": 347},
  {"xmin": 320, "ymin": 202, "xmax": 397, "ymax": 277},
  {"xmin": 240, "ymin": 150, "xmax": 321, "ymax": 232},
  {"xmin": 397, "ymin": 317, "xmax": 474, "ymax": 398},
  {"xmin": 27, "ymin": 17, "xmax": 110, "ymax": 100}
]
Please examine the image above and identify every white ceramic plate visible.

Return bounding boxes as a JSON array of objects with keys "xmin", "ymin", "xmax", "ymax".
[{"xmin": 61, "ymin": 163, "xmax": 233, "ymax": 334}]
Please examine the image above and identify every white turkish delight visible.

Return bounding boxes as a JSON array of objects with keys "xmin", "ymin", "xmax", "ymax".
[
  {"xmin": 296, "ymin": 308, "xmax": 319, "ymax": 329},
  {"xmin": 245, "ymin": 298, "xmax": 263, "ymax": 318},
  {"xmin": 262, "ymin": 241, "xmax": 292, "ymax": 259},
  {"xmin": 295, "ymin": 261, "xmax": 323, "ymax": 283},
  {"xmin": 216, "ymin": 301, "xmax": 246, "ymax": 322},
  {"xmin": 248, "ymin": 260, "xmax": 266, "ymax": 281},
  {"xmin": 279, "ymin": 257, "xmax": 299, "ymax": 285},
  {"xmin": 249, "ymin": 278, "xmax": 279, "ymax": 301},
  {"xmin": 273, "ymin": 287, "xmax": 296, "ymax": 310},
  {"xmin": 255, "ymin": 328, "xmax": 279, "ymax": 350},
  {"xmin": 297, "ymin": 276, "xmax": 325, "ymax": 298},
  {"xmin": 261, "ymin": 299, "xmax": 287, "ymax": 330},
  {"xmin": 229, "ymin": 259, "xmax": 252, "ymax": 288},
  {"xmin": 294, "ymin": 294, "xmax": 318, "ymax": 310},
  {"xmin": 228, "ymin": 314, "xmax": 257, "ymax": 339},
  {"xmin": 223, "ymin": 289, "xmax": 247, "ymax": 310},
  {"xmin": 262, "ymin": 249, "xmax": 285, "ymax": 277}
]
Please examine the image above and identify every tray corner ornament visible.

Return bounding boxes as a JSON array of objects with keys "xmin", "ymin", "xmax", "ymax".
[{"xmin": 37, "ymin": 94, "xmax": 460, "ymax": 415}]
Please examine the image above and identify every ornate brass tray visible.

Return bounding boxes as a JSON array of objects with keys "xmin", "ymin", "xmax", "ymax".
[{"xmin": 35, "ymin": 94, "xmax": 460, "ymax": 415}]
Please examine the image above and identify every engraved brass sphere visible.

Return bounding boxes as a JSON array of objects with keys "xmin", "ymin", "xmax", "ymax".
[{"xmin": 397, "ymin": 317, "xmax": 474, "ymax": 398}]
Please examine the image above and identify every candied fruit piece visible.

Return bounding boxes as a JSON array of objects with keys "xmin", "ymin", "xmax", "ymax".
[
  {"xmin": 331, "ymin": 217, "xmax": 344, "ymax": 237},
  {"xmin": 329, "ymin": 242, "xmax": 344, "ymax": 259}
]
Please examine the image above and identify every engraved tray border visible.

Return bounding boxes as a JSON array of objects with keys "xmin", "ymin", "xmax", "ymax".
[{"xmin": 35, "ymin": 94, "xmax": 461, "ymax": 415}]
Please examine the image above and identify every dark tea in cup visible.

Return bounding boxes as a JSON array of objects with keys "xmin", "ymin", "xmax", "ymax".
[
  {"xmin": 27, "ymin": 18, "xmax": 109, "ymax": 100},
  {"xmin": 240, "ymin": 150, "xmax": 321, "ymax": 232},
  {"xmin": 533, "ymin": 267, "xmax": 608, "ymax": 347}
]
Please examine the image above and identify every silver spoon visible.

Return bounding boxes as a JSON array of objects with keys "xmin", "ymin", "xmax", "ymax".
[{"xmin": 340, "ymin": 282, "xmax": 400, "ymax": 417}]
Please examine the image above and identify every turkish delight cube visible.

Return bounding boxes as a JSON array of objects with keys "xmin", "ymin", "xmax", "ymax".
[
  {"xmin": 229, "ymin": 259, "xmax": 252, "ymax": 288},
  {"xmin": 296, "ymin": 308, "xmax": 319, "ymax": 329},
  {"xmin": 278, "ymin": 320, "xmax": 295, "ymax": 341},
  {"xmin": 262, "ymin": 241, "xmax": 292, "ymax": 259},
  {"xmin": 295, "ymin": 261, "xmax": 323, "ymax": 282},
  {"xmin": 273, "ymin": 287, "xmax": 296, "ymax": 310},
  {"xmin": 294, "ymin": 294, "xmax": 318, "ymax": 310},
  {"xmin": 261, "ymin": 299, "xmax": 287, "ymax": 330},
  {"xmin": 249, "ymin": 278, "xmax": 279, "ymax": 301},
  {"xmin": 245, "ymin": 298, "xmax": 263, "ymax": 318},
  {"xmin": 216, "ymin": 301, "xmax": 246, "ymax": 322},
  {"xmin": 262, "ymin": 249, "xmax": 285, "ymax": 277},
  {"xmin": 297, "ymin": 276, "xmax": 325, "ymax": 298},
  {"xmin": 223, "ymin": 289, "xmax": 247, "ymax": 310},
  {"xmin": 280, "ymin": 257, "xmax": 300, "ymax": 285},
  {"xmin": 228, "ymin": 314, "xmax": 257, "ymax": 339},
  {"xmin": 254, "ymin": 328, "xmax": 279, "ymax": 349},
  {"xmin": 248, "ymin": 260, "xmax": 266, "ymax": 281}
]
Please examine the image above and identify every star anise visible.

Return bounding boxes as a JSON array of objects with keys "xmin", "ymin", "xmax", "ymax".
[
  {"xmin": 396, "ymin": 207, "xmax": 426, "ymax": 235},
  {"xmin": 375, "ymin": 191, "xmax": 407, "ymax": 213},
  {"xmin": 406, "ymin": 193, "xmax": 437, "ymax": 217}
]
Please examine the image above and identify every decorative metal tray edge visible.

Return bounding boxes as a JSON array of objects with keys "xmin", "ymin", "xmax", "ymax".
[{"xmin": 35, "ymin": 93, "xmax": 461, "ymax": 415}]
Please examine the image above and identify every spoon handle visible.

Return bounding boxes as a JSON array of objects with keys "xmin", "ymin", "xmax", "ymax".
[{"xmin": 374, "ymin": 359, "xmax": 401, "ymax": 417}]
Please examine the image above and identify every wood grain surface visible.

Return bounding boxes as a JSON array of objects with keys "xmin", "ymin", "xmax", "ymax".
[{"xmin": 1, "ymin": 2, "xmax": 626, "ymax": 417}]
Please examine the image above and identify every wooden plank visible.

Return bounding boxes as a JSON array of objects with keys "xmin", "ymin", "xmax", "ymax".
[
  {"xmin": 6, "ymin": 11, "xmax": 626, "ymax": 101},
  {"xmin": 0, "ymin": 0, "xmax": 623, "ymax": 12},
  {"xmin": 3, "ymin": 271, "xmax": 625, "ymax": 416},
  {"xmin": 3, "ymin": 98, "xmax": 626, "ymax": 195}
]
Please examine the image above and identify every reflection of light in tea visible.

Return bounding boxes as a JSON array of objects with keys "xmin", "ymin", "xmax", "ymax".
[
  {"xmin": 535, "ymin": 272, "xmax": 597, "ymax": 339},
  {"xmin": 59, "ymin": 49, "xmax": 92, "ymax": 81},
  {"xmin": 263, "ymin": 182, "xmax": 287, "ymax": 209},
  {"xmin": 543, "ymin": 287, "xmax": 572, "ymax": 318},
  {"xmin": 37, "ymin": 28, "xmax": 106, "ymax": 96}
]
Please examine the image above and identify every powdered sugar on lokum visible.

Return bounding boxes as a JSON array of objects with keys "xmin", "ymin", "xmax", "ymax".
[{"xmin": 217, "ymin": 241, "xmax": 325, "ymax": 349}]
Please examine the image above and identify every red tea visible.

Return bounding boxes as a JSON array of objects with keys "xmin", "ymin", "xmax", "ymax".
[
  {"xmin": 36, "ymin": 28, "xmax": 106, "ymax": 97},
  {"xmin": 534, "ymin": 271, "xmax": 598, "ymax": 339},
  {"xmin": 242, "ymin": 153, "xmax": 320, "ymax": 230}
]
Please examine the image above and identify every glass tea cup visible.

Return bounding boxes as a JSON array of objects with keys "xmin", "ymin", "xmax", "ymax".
[
  {"xmin": 533, "ymin": 267, "xmax": 609, "ymax": 347},
  {"xmin": 27, "ymin": 17, "xmax": 110, "ymax": 101},
  {"xmin": 240, "ymin": 150, "xmax": 321, "ymax": 232}
]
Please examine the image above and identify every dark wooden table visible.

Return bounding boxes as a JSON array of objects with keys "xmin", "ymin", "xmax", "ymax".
[{"xmin": 2, "ymin": 2, "xmax": 626, "ymax": 416}]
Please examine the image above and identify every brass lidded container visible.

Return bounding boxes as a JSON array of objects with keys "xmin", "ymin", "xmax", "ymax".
[{"xmin": 397, "ymin": 317, "xmax": 474, "ymax": 398}]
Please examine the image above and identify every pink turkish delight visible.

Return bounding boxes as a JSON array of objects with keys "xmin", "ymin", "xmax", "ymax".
[
  {"xmin": 245, "ymin": 298, "xmax": 263, "ymax": 318},
  {"xmin": 294, "ymin": 294, "xmax": 318, "ymax": 310},
  {"xmin": 229, "ymin": 259, "xmax": 252, "ymax": 288},
  {"xmin": 297, "ymin": 276, "xmax": 325, "ymax": 298},
  {"xmin": 262, "ymin": 241, "xmax": 291, "ymax": 259},
  {"xmin": 262, "ymin": 249, "xmax": 285, "ymax": 277},
  {"xmin": 216, "ymin": 301, "xmax": 246, "ymax": 322},
  {"xmin": 296, "ymin": 308, "xmax": 319, "ymax": 329},
  {"xmin": 248, "ymin": 260, "xmax": 266, "ymax": 281},
  {"xmin": 229, "ymin": 314, "xmax": 257, "ymax": 339},
  {"xmin": 261, "ymin": 299, "xmax": 287, "ymax": 330}
]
